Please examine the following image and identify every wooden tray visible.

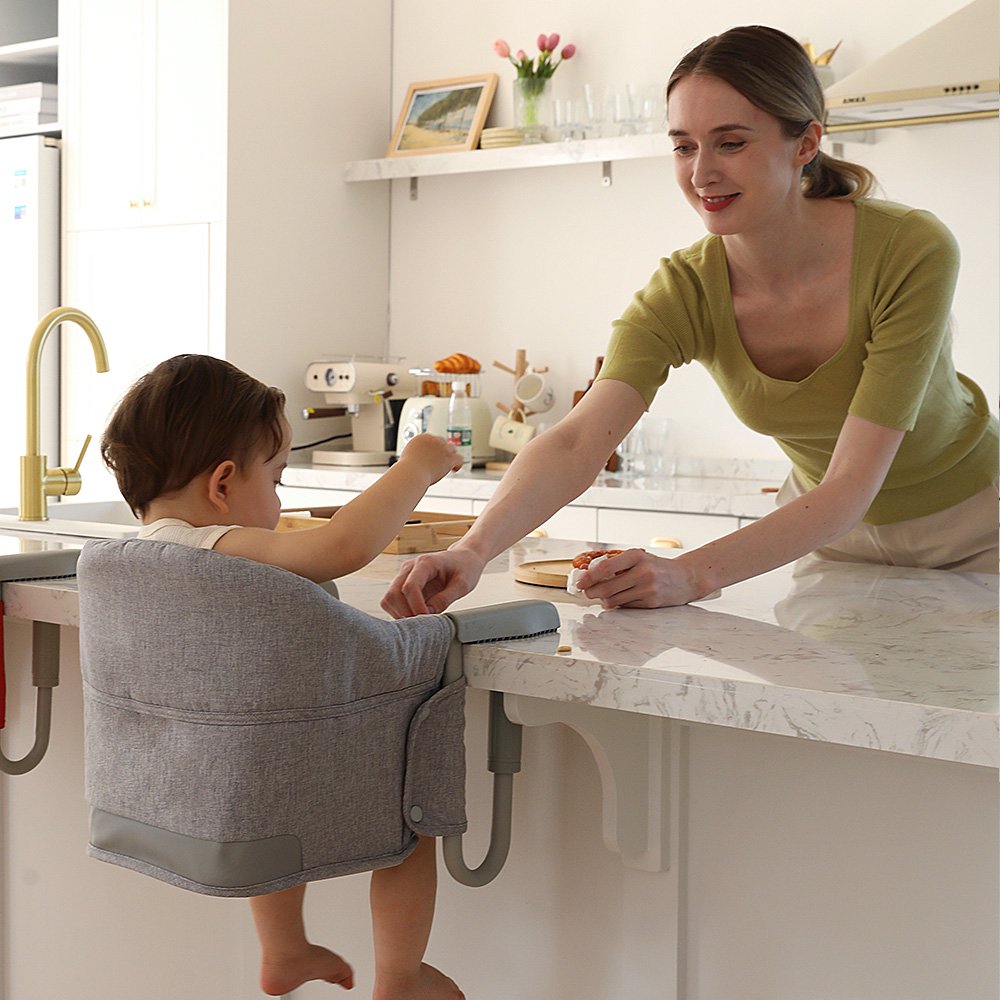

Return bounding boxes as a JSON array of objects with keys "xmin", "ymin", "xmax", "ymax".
[
  {"xmin": 514, "ymin": 558, "xmax": 574, "ymax": 588},
  {"xmin": 277, "ymin": 508, "xmax": 476, "ymax": 555}
]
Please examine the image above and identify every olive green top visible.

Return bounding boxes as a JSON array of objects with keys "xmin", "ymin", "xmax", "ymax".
[{"xmin": 597, "ymin": 199, "xmax": 998, "ymax": 524}]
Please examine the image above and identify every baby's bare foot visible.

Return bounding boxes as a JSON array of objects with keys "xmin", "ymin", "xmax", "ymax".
[
  {"xmin": 373, "ymin": 962, "xmax": 464, "ymax": 1000},
  {"xmin": 259, "ymin": 943, "xmax": 354, "ymax": 995}
]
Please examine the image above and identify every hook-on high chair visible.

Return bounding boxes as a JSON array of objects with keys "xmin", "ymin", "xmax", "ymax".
[{"xmin": 78, "ymin": 538, "xmax": 556, "ymax": 896}]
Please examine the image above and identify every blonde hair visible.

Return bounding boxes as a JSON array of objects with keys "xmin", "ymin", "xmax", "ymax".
[{"xmin": 666, "ymin": 25, "xmax": 875, "ymax": 201}]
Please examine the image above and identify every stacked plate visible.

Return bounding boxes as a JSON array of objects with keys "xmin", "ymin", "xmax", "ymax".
[{"xmin": 479, "ymin": 126, "xmax": 524, "ymax": 149}]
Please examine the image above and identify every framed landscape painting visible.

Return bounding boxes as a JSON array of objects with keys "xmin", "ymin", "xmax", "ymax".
[{"xmin": 388, "ymin": 74, "xmax": 498, "ymax": 156}]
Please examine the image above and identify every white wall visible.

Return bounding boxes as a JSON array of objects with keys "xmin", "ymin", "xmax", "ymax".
[
  {"xmin": 386, "ymin": 0, "xmax": 999, "ymax": 463},
  {"xmin": 224, "ymin": 0, "xmax": 393, "ymax": 438}
]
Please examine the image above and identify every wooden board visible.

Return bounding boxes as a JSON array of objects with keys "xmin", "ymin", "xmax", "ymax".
[
  {"xmin": 383, "ymin": 512, "xmax": 476, "ymax": 554},
  {"xmin": 514, "ymin": 558, "xmax": 574, "ymax": 588},
  {"xmin": 277, "ymin": 508, "xmax": 476, "ymax": 555}
]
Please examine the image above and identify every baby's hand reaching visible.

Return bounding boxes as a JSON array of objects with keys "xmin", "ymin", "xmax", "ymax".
[{"xmin": 400, "ymin": 433, "xmax": 462, "ymax": 482}]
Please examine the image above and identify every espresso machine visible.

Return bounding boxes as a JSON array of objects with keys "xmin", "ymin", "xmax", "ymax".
[{"xmin": 304, "ymin": 358, "xmax": 419, "ymax": 466}]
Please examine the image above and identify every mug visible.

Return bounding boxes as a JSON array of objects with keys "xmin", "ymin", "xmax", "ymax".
[
  {"xmin": 514, "ymin": 372, "xmax": 555, "ymax": 414},
  {"xmin": 489, "ymin": 414, "xmax": 537, "ymax": 454}
]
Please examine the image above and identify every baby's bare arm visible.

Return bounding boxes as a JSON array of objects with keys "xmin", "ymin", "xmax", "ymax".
[{"xmin": 217, "ymin": 434, "xmax": 460, "ymax": 582}]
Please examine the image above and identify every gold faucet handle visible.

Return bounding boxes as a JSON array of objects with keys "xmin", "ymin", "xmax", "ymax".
[
  {"xmin": 70, "ymin": 434, "xmax": 92, "ymax": 475},
  {"xmin": 47, "ymin": 433, "xmax": 92, "ymax": 498}
]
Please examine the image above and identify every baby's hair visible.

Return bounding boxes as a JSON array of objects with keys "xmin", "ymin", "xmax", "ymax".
[
  {"xmin": 101, "ymin": 354, "xmax": 287, "ymax": 516},
  {"xmin": 667, "ymin": 25, "xmax": 876, "ymax": 201}
]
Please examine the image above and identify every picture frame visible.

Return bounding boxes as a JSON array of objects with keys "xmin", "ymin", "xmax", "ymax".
[{"xmin": 387, "ymin": 74, "xmax": 498, "ymax": 157}]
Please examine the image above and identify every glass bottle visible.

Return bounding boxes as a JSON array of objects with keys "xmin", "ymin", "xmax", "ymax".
[{"xmin": 446, "ymin": 380, "xmax": 473, "ymax": 473}]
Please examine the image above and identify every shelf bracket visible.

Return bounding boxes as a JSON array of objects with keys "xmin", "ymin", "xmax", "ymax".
[
  {"xmin": 601, "ymin": 161, "xmax": 613, "ymax": 188},
  {"xmin": 504, "ymin": 694, "xmax": 688, "ymax": 873},
  {"xmin": 409, "ymin": 176, "xmax": 419, "ymax": 201}
]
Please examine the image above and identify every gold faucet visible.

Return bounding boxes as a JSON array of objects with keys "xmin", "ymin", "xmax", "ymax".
[{"xmin": 19, "ymin": 307, "xmax": 110, "ymax": 521}]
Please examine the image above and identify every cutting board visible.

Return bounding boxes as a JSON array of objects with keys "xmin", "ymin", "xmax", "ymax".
[{"xmin": 514, "ymin": 558, "xmax": 574, "ymax": 588}]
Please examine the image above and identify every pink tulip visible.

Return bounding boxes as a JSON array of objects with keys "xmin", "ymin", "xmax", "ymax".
[
  {"xmin": 493, "ymin": 38, "xmax": 511, "ymax": 58},
  {"xmin": 547, "ymin": 33, "xmax": 561, "ymax": 52},
  {"xmin": 561, "ymin": 43, "xmax": 576, "ymax": 60},
  {"xmin": 537, "ymin": 33, "xmax": 549, "ymax": 52},
  {"xmin": 516, "ymin": 49, "xmax": 527, "ymax": 61}
]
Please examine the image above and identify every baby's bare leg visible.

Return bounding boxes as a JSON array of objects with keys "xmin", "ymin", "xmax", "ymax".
[
  {"xmin": 370, "ymin": 836, "xmax": 464, "ymax": 1000},
  {"xmin": 250, "ymin": 884, "xmax": 354, "ymax": 995}
]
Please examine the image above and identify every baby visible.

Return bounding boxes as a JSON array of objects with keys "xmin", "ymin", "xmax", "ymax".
[{"xmin": 101, "ymin": 354, "xmax": 464, "ymax": 1000}]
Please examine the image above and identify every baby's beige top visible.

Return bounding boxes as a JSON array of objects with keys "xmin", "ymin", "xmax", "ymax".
[
  {"xmin": 598, "ymin": 199, "xmax": 998, "ymax": 524},
  {"xmin": 137, "ymin": 518, "xmax": 236, "ymax": 549}
]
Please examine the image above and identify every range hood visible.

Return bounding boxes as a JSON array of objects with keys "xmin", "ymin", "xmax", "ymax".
[{"xmin": 824, "ymin": 0, "xmax": 999, "ymax": 132}]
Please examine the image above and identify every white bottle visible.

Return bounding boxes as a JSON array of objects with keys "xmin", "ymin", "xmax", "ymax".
[{"xmin": 446, "ymin": 380, "xmax": 473, "ymax": 474}]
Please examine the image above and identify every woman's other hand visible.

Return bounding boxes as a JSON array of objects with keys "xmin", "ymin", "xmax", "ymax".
[
  {"xmin": 576, "ymin": 547, "xmax": 702, "ymax": 608},
  {"xmin": 381, "ymin": 547, "xmax": 487, "ymax": 617}
]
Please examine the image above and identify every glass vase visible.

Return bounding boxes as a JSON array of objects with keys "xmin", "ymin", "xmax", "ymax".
[{"xmin": 513, "ymin": 77, "xmax": 552, "ymax": 144}]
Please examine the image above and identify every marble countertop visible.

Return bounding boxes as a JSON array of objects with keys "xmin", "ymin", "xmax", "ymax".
[
  {"xmin": 282, "ymin": 460, "xmax": 787, "ymax": 519},
  {"xmin": 4, "ymin": 530, "xmax": 995, "ymax": 769}
]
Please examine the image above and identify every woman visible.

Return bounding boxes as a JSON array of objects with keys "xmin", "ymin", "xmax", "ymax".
[{"xmin": 382, "ymin": 25, "xmax": 999, "ymax": 618}]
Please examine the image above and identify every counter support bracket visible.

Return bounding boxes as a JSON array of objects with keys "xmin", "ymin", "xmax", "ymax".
[{"xmin": 504, "ymin": 695, "xmax": 687, "ymax": 874}]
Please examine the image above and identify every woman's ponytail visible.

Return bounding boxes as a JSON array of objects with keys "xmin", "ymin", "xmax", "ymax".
[{"xmin": 803, "ymin": 149, "xmax": 876, "ymax": 201}]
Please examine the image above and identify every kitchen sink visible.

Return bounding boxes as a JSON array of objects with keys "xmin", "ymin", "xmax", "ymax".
[{"xmin": 0, "ymin": 500, "xmax": 141, "ymax": 539}]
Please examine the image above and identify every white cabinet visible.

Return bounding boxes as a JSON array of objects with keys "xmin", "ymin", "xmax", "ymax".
[
  {"xmin": 279, "ymin": 487, "xmax": 473, "ymax": 517},
  {"xmin": 418, "ymin": 496, "xmax": 475, "ymax": 516},
  {"xmin": 470, "ymin": 497, "xmax": 741, "ymax": 547},
  {"xmin": 63, "ymin": 0, "xmax": 226, "ymax": 231},
  {"xmin": 60, "ymin": 0, "xmax": 393, "ymax": 465},
  {"xmin": 277, "ymin": 485, "xmax": 360, "ymax": 509},
  {"xmin": 472, "ymin": 499, "xmax": 599, "ymax": 542},
  {"xmin": 597, "ymin": 508, "xmax": 740, "ymax": 550},
  {"xmin": 535, "ymin": 504, "xmax": 599, "ymax": 541}
]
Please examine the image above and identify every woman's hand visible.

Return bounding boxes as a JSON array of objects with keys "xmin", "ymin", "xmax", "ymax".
[
  {"xmin": 399, "ymin": 433, "xmax": 462, "ymax": 482},
  {"xmin": 576, "ymin": 547, "xmax": 702, "ymax": 608},
  {"xmin": 381, "ymin": 546, "xmax": 487, "ymax": 617}
]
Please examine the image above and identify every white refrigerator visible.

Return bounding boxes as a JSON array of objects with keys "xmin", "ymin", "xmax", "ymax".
[{"xmin": 0, "ymin": 135, "xmax": 60, "ymax": 507}]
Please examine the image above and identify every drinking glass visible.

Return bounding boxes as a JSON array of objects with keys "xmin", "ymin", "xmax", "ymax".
[
  {"xmin": 638, "ymin": 85, "xmax": 665, "ymax": 133},
  {"xmin": 552, "ymin": 96, "xmax": 587, "ymax": 141},
  {"xmin": 614, "ymin": 84, "xmax": 642, "ymax": 135},
  {"xmin": 642, "ymin": 415, "xmax": 676, "ymax": 479},
  {"xmin": 582, "ymin": 83, "xmax": 615, "ymax": 139},
  {"xmin": 615, "ymin": 416, "xmax": 646, "ymax": 477}
]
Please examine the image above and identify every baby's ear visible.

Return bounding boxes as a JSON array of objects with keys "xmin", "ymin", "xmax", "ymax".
[{"xmin": 206, "ymin": 460, "xmax": 238, "ymax": 513}]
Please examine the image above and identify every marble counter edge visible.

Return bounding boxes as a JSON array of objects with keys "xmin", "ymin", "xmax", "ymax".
[
  {"xmin": 2, "ymin": 577, "xmax": 79, "ymax": 628},
  {"xmin": 5, "ymin": 577, "xmax": 995, "ymax": 769},
  {"xmin": 462, "ymin": 643, "xmax": 1000, "ymax": 769}
]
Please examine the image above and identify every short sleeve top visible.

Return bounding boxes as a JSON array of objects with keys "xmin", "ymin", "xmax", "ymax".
[{"xmin": 596, "ymin": 199, "xmax": 998, "ymax": 524}]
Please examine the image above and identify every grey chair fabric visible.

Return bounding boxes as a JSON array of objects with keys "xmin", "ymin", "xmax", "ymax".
[{"xmin": 77, "ymin": 538, "xmax": 466, "ymax": 897}]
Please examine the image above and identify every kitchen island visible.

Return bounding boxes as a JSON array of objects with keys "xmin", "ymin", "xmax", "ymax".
[{"xmin": 1, "ymin": 529, "xmax": 997, "ymax": 999}]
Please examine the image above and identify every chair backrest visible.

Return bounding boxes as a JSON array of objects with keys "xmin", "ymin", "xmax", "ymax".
[{"xmin": 77, "ymin": 538, "xmax": 466, "ymax": 897}]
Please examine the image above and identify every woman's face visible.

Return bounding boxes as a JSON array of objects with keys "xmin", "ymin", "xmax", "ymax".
[{"xmin": 667, "ymin": 73, "xmax": 815, "ymax": 237}]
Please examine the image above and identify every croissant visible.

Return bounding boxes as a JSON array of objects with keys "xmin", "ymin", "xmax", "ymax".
[
  {"xmin": 434, "ymin": 352, "xmax": 481, "ymax": 374},
  {"xmin": 571, "ymin": 549, "xmax": 624, "ymax": 570}
]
